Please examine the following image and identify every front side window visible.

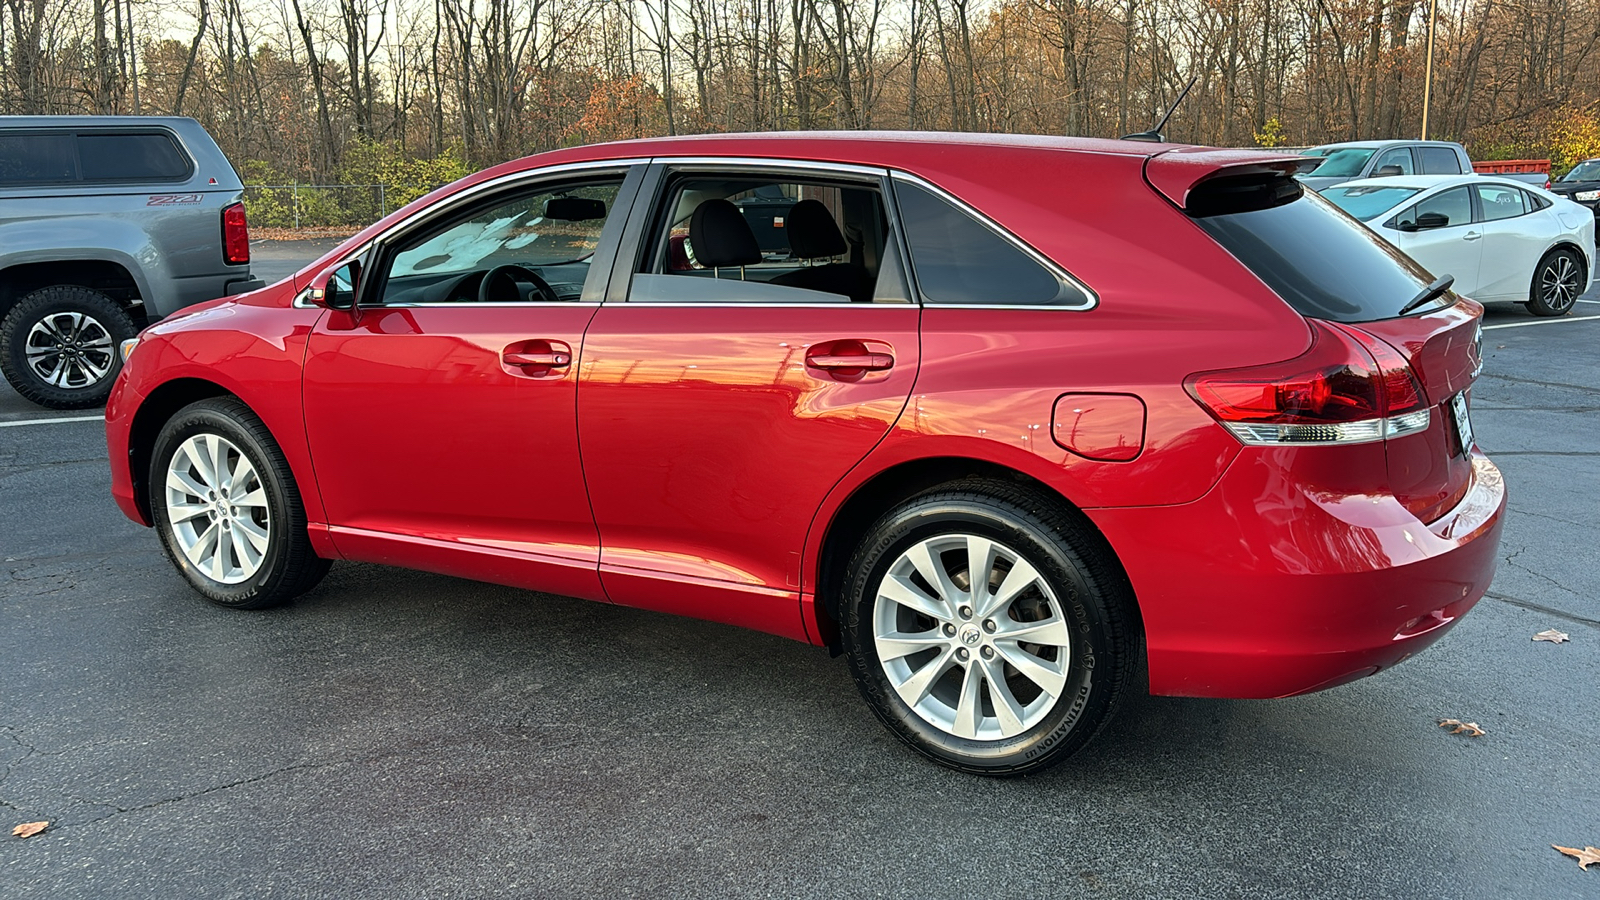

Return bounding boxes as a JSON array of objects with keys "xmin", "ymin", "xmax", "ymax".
[
  {"xmin": 893, "ymin": 180, "xmax": 1088, "ymax": 307},
  {"xmin": 1372, "ymin": 148, "xmax": 1415, "ymax": 176},
  {"xmin": 1476, "ymin": 184, "xmax": 1527, "ymax": 221},
  {"xmin": 1418, "ymin": 147, "xmax": 1463, "ymax": 174},
  {"xmin": 632, "ymin": 171, "xmax": 900, "ymax": 304},
  {"xmin": 0, "ymin": 133, "xmax": 76, "ymax": 184},
  {"xmin": 376, "ymin": 177, "xmax": 623, "ymax": 304},
  {"xmin": 1393, "ymin": 187, "xmax": 1474, "ymax": 230}
]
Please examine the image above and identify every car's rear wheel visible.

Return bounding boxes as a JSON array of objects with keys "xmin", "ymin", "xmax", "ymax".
[
  {"xmin": 1527, "ymin": 248, "xmax": 1583, "ymax": 316},
  {"xmin": 0, "ymin": 286, "xmax": 136, "ymax": 409},
  {"xmin": 150, "ymin": 397, "xmax": 330, "ymax": 609},
  {"xmin": 840, "ymin": 479, "xmax": 1136, "ymax": 775}
]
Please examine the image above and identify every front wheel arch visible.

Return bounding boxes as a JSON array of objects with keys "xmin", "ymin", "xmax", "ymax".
[{"xmin": 128, "ymin": 378, "xmax": 237, "ymax": 523}]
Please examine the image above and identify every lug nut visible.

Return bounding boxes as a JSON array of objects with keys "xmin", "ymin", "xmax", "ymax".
[
  {"xmin": 958, "ymin": 605, "xmax": 973, "ymax": 619},
  {"xmin": 982, "ymin": 619, "xmax": 996, "ymax": 633},
  {"xmin": 980, "ymin": 646, "xmax": 995, "ymax": 660},
  {"xmin": 942, "ymin": 623, "xmax": 957, "ymax": 637},
  {"xmin": 956, "ymin": 647, "xmax": 970, "ymax": 661}
]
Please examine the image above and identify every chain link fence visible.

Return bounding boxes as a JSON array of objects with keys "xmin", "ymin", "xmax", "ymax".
[{"xmin": 243, "ymin": 183, "xmax": 447, "ymax": 230}]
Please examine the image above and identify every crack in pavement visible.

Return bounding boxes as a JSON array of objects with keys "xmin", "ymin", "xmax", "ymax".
[
  {"xmin": 1477, "ymin": 372, "xmax": 1600, "ymax": 396},
  {"xmin": 1484, "ymin": 591, "xmax": 1600, "ymax": 629},
  {"xmin": 1500, "ymin": 546, "xmax": 1584, "ymax": 599},
  {"xmin": 1477, "ymin": 450, "xmax": 1600, "ymax": 457}
]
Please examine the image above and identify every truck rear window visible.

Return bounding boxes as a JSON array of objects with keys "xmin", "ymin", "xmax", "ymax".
[{"xmin": 1189, "ymin": 175, "xmax": 1438, "ymax": 322}]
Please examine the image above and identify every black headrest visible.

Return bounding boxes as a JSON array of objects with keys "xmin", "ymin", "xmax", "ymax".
[
  {"xmin": 545, "ymin": 197, "xmax": 606, "ymax": 221},
  {"xmin": 785, "ymin": 199, "xmax": 848, "ymax": 259},
  {"xmin": 690, "ymin": 199, "xmax": 762, "ymax": 268}
]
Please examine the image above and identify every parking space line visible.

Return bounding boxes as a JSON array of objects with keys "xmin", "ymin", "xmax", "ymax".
[
  {"xmin": 0, "ymin": 414, "xmax": 104, "ymax": 428},
  {"xmin": 1576, "ymin": 298, "xmax": 1600, "ymax": 304},
  {"xmin": 1484, "ymin": 314, "xmax": 1600, "ymax": 331}
]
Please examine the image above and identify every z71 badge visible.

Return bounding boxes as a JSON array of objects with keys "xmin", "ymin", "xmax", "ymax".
[{"xmin": 147, "ymin": 193, "xmax": 203, "ymax": 206}]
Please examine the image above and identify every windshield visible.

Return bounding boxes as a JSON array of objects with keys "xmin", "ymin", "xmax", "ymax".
[
  {"xmin": 1561, "ymin": 161, "xmax": 1600, "ymax": 182},
  {"xmin": 1306, "ymin": 147, "xmax": 1378, "ymax": 178},
  {"xmin": 1321, "ymin": 185, "xmax": 1423, "ymax": 221}
]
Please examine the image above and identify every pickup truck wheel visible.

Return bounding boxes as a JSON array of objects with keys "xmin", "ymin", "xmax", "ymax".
[{"xmin": 0, "ymin": 286, "xmax": 136, "ymax": 409}]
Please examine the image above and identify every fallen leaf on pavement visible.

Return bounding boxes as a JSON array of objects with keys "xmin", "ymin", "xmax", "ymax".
[
  {"xmin": 11, "ymin": 821, "xmax": 48, "ymax": 838},
  {"xmin": 1553, "ymin": 845, "xmax": 1600, "ymax": 871},
  {"xmin": 1438, "ymin": 718, "xmax": 1486, "ymax": 736},
  {"xmin": 1533, "ymin": 629, "xmax": 1570, "ymax": 643}
]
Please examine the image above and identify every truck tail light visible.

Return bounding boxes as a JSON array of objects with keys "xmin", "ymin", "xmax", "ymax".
[
  {"xmin": 1186, "ymin": 319, "xmax": 1428, "ymax": 445},
  {"xmin": 222, "ymin": 202, "xmax": 250, "ymax": 265}
]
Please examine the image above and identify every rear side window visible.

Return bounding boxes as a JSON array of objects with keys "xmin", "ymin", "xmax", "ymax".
[
  {"xmin": 1418, "ymin": 147, "xmax": 1462, "ymax": 174},
  {"xmin": 78, "ymin": 132, "xmax": 191, "ymax": 181},
  {"xmin": 1476, "ymin": 184, "xmax": 1526, "ymax": 221},
  {"xmin": 0, "ymin": 133, "xmax": 77, "ymax": 184},
  {"xmin": 1190, "ymin": 175, "xmax": 1436, "ymax": 322},
  {"xmin": 893, "ymin": 180, "xmax": 1091, "ymax": 307}
]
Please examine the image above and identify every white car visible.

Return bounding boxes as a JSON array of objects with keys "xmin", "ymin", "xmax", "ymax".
[{"xmin": 1321, "ymin": 174, "xmax": 1595, "ymax": 316}]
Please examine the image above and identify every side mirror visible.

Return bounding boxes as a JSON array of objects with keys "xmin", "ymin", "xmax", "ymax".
[
  {"xmin": 1415, "ymin": 211, "xmax": 1450, "ymax": 229},
  {"xmin": 1375, "ymin": 164, "xmax": 1404, "ymax": 177},
  {"xmin": 309, "ymin": 261, "xmax": 360, "ymax": 310}
]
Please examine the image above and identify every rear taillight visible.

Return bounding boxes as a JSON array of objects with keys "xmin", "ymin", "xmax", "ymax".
[
  {"xmin": 1186, "ymin": 319, "xmax": 1429, "ymax": 445},
  {"xmin": 222, "ymin": 202, "xmax": 250, "ymax": 265}
]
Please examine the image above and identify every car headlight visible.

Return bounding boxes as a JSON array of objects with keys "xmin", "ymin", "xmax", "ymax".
[
  {"xmin": 1576, "ymin": 190, "xmax": 1600, "ymax": 201},
  {"xmin": 119, "ymin": 337, "xmax": 140, "ymax": 363}
]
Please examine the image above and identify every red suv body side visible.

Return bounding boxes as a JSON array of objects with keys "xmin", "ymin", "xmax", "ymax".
[{"xmin": 106, "ymin": 133, "xmax": 1505, "ymax": 701}]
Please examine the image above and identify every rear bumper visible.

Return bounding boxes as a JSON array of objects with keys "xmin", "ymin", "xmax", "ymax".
[{"xmin": 1088, "ymin": 449, "xmax": 1505, "ymax": 699}]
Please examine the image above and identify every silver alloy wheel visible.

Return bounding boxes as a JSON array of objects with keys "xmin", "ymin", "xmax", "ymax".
[
  {"xmin": 164, "ymin": 434, "xmax": 272, "ymax": 585},
  {"xmin": 873, "ymin": 534, "xmax": 1071, "ymax": 741},
  {"xmin": 1540, "ymin": 254, "xmax": 1579, "ymax": 312},
  {"xmin": 24, "ymin": 311, "xmax": 115, "ymax": 389}
]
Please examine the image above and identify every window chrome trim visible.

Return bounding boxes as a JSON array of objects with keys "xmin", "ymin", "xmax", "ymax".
[
  {"xmin": 374, "ymin": 301, "xmax": 602, "ymax": 309},
  {"xmin": 602, "ymin": 302, "xmax": 913, "ymax": 309},
  {"xmin": 888, "ymin": 170, "xmax": 1099, "ymax": 311},
  {"xmin": 650, "ymin": 156, "xmax": 888, "ymax": 181}
]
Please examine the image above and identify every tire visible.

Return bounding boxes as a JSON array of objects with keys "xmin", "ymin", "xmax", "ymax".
[
  {"xmin": 0, "ymin": 285, "xmax": 136, "ymax": 409},
  {"xmin": 1527, "ymin": 248, "xmax": 1583, "ymax": 317},
  {"xmin": 840, "ymin": 478, "xmax": 1137, "ymax": 775},
  {"xmin": 149, "ymin": 397, "xmax": 330, "ymax": 609}
]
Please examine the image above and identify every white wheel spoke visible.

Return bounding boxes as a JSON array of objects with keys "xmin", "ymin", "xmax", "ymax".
[
  {"xmin": 236, "ymin": 517, "xmax": 270, "ymax": 553},
  {"xmin": 891, "ymin": 647, "xmax": 955, "ymax": 708},
  {"xmin": 995, "ymin": 615, "xmax": 1071, "ymax": 648},
  {"xmin": 182, "ymin": 522, "xmax": 218, "ymax": 568},
  {"xmin": 953, "ymin": 662, "xmax": 984, "ymax": 739},
  {"xmin": 229, "ymin": 454, "xmax": 255, "ymax": 493},
  {"xmin": 876, "ymin": 629, "xmax": 947, "ymax": 661},
  {"xmin": 167, "ymin": 501, "xmax": 210, "ymax": 524},
  {"xmin": 981, "ymin": 658, "xmax": 1027, "ymax": 736},
  {"xmin": 994, "ymin": 642, "xmax": 1068, "ymax": 698},
  {"xmin": 966, "ymin": 535, "xmax": 999, "ymax": 601},
  {"xmin": 878, "ymin": 573, "xmax": 952, "ymax": 622},
  {"xmin": 208, "ymin": 435, "xmax": 228, "ymax": 491},
  {"xmin": 229, "ymin": 525, "xmax": 258, "ymax": 570},
  {"xmin": 236, "ymin": 486, "xmax": 268, "ymax": 509},
  {"xmin": 977, "ymin": 556, "xmax": 1041, "ymax": 619},
  {"xmin": 905, "ymin": 541, "xmax": 965, "ymax": 606},
  {"xmin": 166, "ymin": 466, "xmax": 208, "ymax": 499}
]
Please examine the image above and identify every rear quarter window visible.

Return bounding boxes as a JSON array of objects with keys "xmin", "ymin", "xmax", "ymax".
[
  {"xmin": 1418, "ymin": 147, "xmax": 1463, "ymax": 174},
  {"xmin": 77, "ymin": 132, "xmax": 192, "ymax": 182},
  {"xmin": 1189, "ymin": 175, "xmax": 1436, "ymax": 322}
]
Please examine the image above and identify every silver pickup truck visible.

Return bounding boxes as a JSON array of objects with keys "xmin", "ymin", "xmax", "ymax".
[
  {"xmin": 1299, "ymin": 139, "xmax": 1549, "ymax": 190},
  {"xmin": 0, "ymin": 116, "xmax": 264, "ymax": 409}
]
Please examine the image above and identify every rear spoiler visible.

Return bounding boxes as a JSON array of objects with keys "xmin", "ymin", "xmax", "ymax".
[{"xmin": 1145, "ymin": 147, "xmax": 1322, "ymax": 209}]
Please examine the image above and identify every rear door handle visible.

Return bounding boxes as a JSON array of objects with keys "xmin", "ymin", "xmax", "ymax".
[
  {"xmin": 805, "ymin": 339, "xmax": 896, "ymax": 378},
  {"xmin": 1463, "ymin": 231, "xmax": 1481, "ymax": 241},
  {"xmin": 503, "ymin": 351, "xmax": 571, "ymax": 367}
]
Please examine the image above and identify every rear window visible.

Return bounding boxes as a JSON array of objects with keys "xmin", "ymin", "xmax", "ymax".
[
  {"xmin": 1190, "ymin": 175, "xmax": 1437, "ymax": 322},
  {"xmin": 1306, "ymin": 147, "xmax": 1376, "ymax": 178},
  {"xmin": 1322, "ymin": 185, "xmax": 1422, "ymax": 221},
  {"xmin": 78, "ymin": 132, "xmax": 191, "ymax": 181},
  {"xmin": 0, "ymin": 133, "xmax": 77, "ymax": 184}
]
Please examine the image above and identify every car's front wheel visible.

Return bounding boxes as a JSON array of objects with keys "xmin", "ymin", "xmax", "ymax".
[
  {"xmin": 1527, "ymin": 248, "xmax": 1583, "ymax": 316},
  {"xmin": 150, "ymin": 397, "xmax": 330, "ymax": 609},
  {"xmin": 840, "ymin": 480, "xmax": 1136, "ymax": 775},
  {"xmin": 0, "ymin": 285, "xmax": 136, "ymax": 409}
]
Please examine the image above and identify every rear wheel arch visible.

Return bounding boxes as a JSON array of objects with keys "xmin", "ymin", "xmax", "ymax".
[
  {"xmin": 811, "ymin": 456, "xmax": 1142, "ymax": 656},
  {"xmin": 0, "ymin": 259, "xmax": 148, "ymax": 326}
]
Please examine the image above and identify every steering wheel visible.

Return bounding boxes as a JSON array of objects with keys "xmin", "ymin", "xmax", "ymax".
[{"xmin": 477, "ymin": 264, "xmax": 559, "ymax": 303}]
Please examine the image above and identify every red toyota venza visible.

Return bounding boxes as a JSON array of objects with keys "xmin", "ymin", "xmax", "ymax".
[{"xmin": 105, "ymin": 133, "xmax": 1505, "ymax": 774}]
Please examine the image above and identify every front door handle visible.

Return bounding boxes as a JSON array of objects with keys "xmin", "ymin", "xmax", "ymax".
[
  {"xmin": 805, "ymin": 339, "xmax": 895, "ymax": 379},
  {"xmin": 503, "ymin": 351, "xmax": 571, "ymax": 367},
  {"xmin": 1463, "ymin": 231, "xmax": 1481, "ymax": 241}
]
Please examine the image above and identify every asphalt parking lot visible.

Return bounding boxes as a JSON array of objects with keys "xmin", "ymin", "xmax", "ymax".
[{"xmin": 3, "ymin": 248, "xmax": 1598, "ymax": 898}]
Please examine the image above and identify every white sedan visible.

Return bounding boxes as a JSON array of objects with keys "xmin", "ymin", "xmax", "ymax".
[{"xmin": 1321, "ymin": 174, "xmax": 1595, "ymax": 316}]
